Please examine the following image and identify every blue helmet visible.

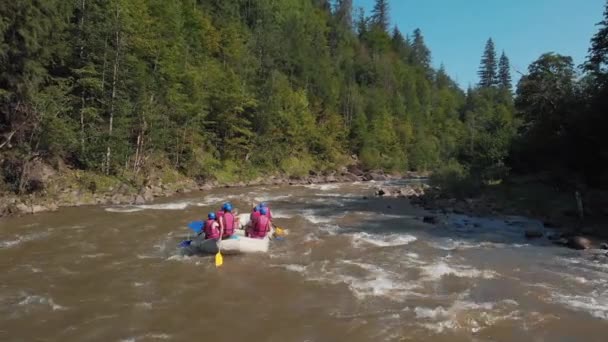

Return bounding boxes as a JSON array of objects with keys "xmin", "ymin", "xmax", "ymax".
[
  {"xmin": 208, "ymin": 212, "xmax": 217, "ymax": 220},
  {"xmin": 253, "ymin": 205, "xmax": 260, "ymax": 212},
  {"xmin": 259, "ymin": 202, "xmax": 267, "ymax": 208},
  {"xmin": 223, "ymin": 202, "xmax": 233, "ymax": 212},
  {"xmin": 260, "ymin": 206, "xmax": 268, "ymax": 215}
]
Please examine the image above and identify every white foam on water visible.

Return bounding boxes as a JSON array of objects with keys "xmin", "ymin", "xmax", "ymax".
[
  {"xmin": 268, "ymin": 209, "xmax": 293, "ymax": 219},
  {"xmin": 104, "ymin": 207, "xmax": 144, "ymax": 213},
  {"xmin": 274, "ymin": 264, "xmax": 308, "ymax": 273},
  {"xmin": 304, "ymin": 184, "xmax": 340, "ymax": 191},
  {"xmin": 301, "ymin": 209, "xmax": 334, "ymax": 224},
  {"xmin": 136, "ymin": 254, "xmax": 157, "ymax": 260},
  {"xmin": 82, "ymin": 253, "xmax": 109, "ymax": 259},
  {"xmin": 106, "ymin": 201, "xmax": 194, "ymax": 213},
  {"xmin": 166, "ymin": 255, "xmax": 196, "ymax": 262},
  {"xmin": 421, "ymin": 261, "xmax": 498, "ymax": 281},
  {"xmin": 0, "ymin": 232, "xmax": 50, "ymax": 249},
  {"xmin": 135, "ymin": 302, "xmax": 153, "ymax": 310},
  {"xmin": 350, "ymin": 232, "xmax": 417, "ymax": 248},
  {"xmin": 133, "ymin": 282, "xmax": 146, "ymax": 287},
  {"xmin": 318, "ymin": 224, "xmax": 342, "ymax": 235},
  {"xmin": 18, "ymin": 294, "xmax": 66, "ymax": 311},
  {"xmin": 415, "ymin": 299, "xmax": 519, "ymax": 334},
  {"xmin": 551, "ymin": 289, "xmax": 608, "ymax": 320},
  {"xmin": 338, "ymin": 261, "xmax": 421, "ymax": 300},
  {"xmin": 253, "ymin": 194, "xmax": 293, "ymax": 202},
  {"xmin": 415, "ymin": 306, "xmax": 449, "ymax": 319},
  {"xmin": 302, "ymin": 233, "xmax": 320, "ymax": 242}
]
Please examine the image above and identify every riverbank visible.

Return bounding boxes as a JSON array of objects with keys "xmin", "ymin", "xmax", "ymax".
[
  {"xmin": 384, "ymin": 177, "xmax": 608, "ymax": 249},
  {"xmin": 0, "ymin": 161, "xmax": 419, "ymax": 218}
]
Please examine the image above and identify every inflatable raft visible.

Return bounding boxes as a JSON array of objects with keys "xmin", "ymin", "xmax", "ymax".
[
  {"xmin": 183, "ymin": 213, "xmax": 286, "ymax": 255},
  {"xmin": 188, "ymin": 230, "xmax": 270, "ymax": 255}
]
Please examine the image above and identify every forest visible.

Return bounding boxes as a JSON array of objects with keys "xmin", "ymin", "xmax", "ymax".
[{"xmin": 1, "ymin": 0, "xmax": 608, "ymax": 196}]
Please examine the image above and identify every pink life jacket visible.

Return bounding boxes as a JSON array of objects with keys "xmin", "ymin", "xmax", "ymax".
[
  {"xmin": 216, "ymin": 210, "xmax": 225, "ymax": 219},
  {"xmin": 221, "ymin": 212, "xmax": 235, "ymax": 238},
  {"xmin": 250, "ymin": 211, "xmax": 261, "ymax": 224},
  {"xmin": 204, "ymin": 219, "xmax": 220, "ymax": 239},
  {"xmin": 252, "ymin": 215, "xmax": 270, "ymax": 239}
]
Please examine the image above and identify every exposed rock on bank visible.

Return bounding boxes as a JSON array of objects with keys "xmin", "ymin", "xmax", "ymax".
[{"xmin": 0, "ymin": 166, "xmax": 415, "ymax": 218}]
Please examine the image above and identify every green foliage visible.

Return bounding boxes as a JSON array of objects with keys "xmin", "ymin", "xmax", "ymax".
[
  {"xmin": 280, "ymin": 156, "xmax": 314, "ymax": 178},
  {"xmin": 478, "ymin": 38, "xmax": 497, "ymax": 88},
  {"xmin": 0, "ymin": 0, "xmax": 525, "ymax": 193},
  {"xmin": 430, "ymin": 160, "xmax": 478, "ymax": 198}
]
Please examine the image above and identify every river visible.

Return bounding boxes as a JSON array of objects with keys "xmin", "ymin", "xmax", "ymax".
[{"xmin": 1, "ymin": 181, "xmax": 607, "ymax": 341}]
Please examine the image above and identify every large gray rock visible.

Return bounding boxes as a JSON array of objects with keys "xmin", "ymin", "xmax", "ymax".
[
  {"xmin": 342, "ymin": 172, "xmax": 360, "ymax": 182},
  {"xmin": 141, "ymin": 187, "xmax": 154, "ymax": 202},
  {"xmin": 15, "ymin": 203, "xmax": 31, "ymax": 214},
  {"xmin": 568, "ymin": 236, "xmax": 592, "ymax": 250},
  {"xmin": 600, "ymin": 242, "xmax": 608, "ymax": 250},
  {"xmin": 134, "ymin": 195, "xmax": 146, "ymax": 205},
  {"xmin": 31, "ymin": 205, "xmax": 48, "ymax": 214},
  {"xmin": 423, "ymin": 216, "xmax": 439, "ymax": 225}
]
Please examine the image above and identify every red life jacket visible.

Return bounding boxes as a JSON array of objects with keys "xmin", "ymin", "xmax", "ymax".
[
  {"xmin": 221, "ymin": 212, "xmax": 235, "ymax": 238},
  {"xmin": 204, "ymin": 219, "xmax": 220, "ymax": 239},
  {"xmin": 252, "ymin": 215, "xmax": 270, "ymax": 239},
  {"xmin": 250, "ymin": 211, "xmax": 261, "ymax": 224}
]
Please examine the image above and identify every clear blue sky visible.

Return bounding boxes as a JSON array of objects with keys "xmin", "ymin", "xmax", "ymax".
[{"xmin": 353, "ymin": 0, "xmax": 606, "ymax": 88}]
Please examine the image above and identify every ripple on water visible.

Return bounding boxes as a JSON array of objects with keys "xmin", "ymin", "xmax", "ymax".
[
  {"xmin": 350, "ymin": 232, "xmax": 417, "ymax": 248},
  {"xmin": 420, "ymin": 260, "xmax": 499, "ymax": 281},
  {"xmin": 17, "ymin": 294, "xmax": 67, "ymax": 311},
  {"xmin": 0, "ymin": 232, "xmax": 51, "ymax": 249}
]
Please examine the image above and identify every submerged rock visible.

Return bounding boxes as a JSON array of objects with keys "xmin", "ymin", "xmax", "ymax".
[
  {"xmin": 568, "ymin": 236, "xmax": 592, "ymax": 250},
  {"xmin": 525, "ymin": 228, "xmax": 544, "ymax": 239},
  {"xmin": 423, "ymin": 216, "xmax": 439, "ymax": 225}
]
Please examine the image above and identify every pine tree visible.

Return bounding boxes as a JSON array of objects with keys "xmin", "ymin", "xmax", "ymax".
[
  {"xmin": 585, "ymin": 1, "xmax": 608, "ymax": 83},
  {"xmin": 498, "ymin": 51, "xmax": 512, "ymax": 89},
  {"xmin": 410, "ymin": 28, "xmax": 431, "ymax": 69},
  {"xmin": 478, "ymin": 38, "xmax": 498, "ymax": 87},
  {"xmin": 371, "ymin": 0, "xmax": 389, "ymax": 32},
  {"xmin": 391, "ymin": 26, "xmax": 410, "ymax": 60},
  {"xmin": 335, "ymin": 0, "xmax": 353, "ymax": 30},
  {"xmin": 355, "ymin": 7, "xmax": 367, "ymax": 36}
]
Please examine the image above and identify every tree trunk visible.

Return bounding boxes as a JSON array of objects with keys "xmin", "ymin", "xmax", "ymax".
[
  {"xmin": 79, "ymin": 0, "xmax": 87, "ymax": 155},
  {"xmin": 105, "ymin": 5, "xmax": 120, "ymax": 175}
]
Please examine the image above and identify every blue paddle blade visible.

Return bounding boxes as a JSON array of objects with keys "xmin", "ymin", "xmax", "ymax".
[
  {"xmin": 187, "ymin": 221, "xmax": 204, "ymax": 234},
  {"xmin": 179, "ymin": 240, "xmax": 192, "ymax": 248}
]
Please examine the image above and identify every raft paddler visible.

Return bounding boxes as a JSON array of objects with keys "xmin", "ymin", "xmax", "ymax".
[
  {"xmin": 203, "ymin": 212, "xmax": 221, "ymax": 240},
  {"xmin": 250, "ymin": 206, "xmax": 271, "ymax": 239},
  {"xmin": 219, "ymin": 202, "xmax": 238, "ymax": 239}
]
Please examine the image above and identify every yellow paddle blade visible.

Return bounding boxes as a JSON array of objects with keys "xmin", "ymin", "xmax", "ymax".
[{"xmin": 215, "ymin": 251, "xmax": 223, "ymax": 267}]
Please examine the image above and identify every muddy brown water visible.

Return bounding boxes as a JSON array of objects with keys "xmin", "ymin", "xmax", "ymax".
[{"xmin": 1, "ymin": 181, "xmax": 607, "ymax": 341}]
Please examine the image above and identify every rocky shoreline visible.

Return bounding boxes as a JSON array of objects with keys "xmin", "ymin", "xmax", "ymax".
[
  {"xmin": 373, "ymin": 183, "xmax": 608, "ymax": 254},
  {"xmin": 0, "ymin": 167, "xmax": 421, "ymax": 218}
]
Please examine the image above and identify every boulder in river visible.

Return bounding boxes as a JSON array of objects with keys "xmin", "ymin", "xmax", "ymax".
[
  {"xmin": 423, "ymin": 216, "xmax": 439, "ymax": 225},
  {"xmin": 567, "ymin": 236, "xmax": 592, "ymax": 250},
  {"xmin": 600, "ymin": 242, "xmax": 608, "ymax": 250}
]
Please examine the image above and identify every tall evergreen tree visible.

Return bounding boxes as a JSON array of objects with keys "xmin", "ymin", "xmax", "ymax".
[
  {"xmin": 410, "ymin": 28, "xmax": 431, "ymax": 69},
  {"xmin": 498, "ymin": 51, "xmax": 512, "ymax": 89},
  {"xmin": 478, "ymin": 38, "xmax": 498, "ymax": 88},
  {"xmin": 585, "ymin": 0, "xmax": 608, "ymax": 80},
  {"xmin": 335, "ymin": 0, "xmax": 353, "ymax": 31},
  {"xmin": 371, "ymin": 0, "xmax": 389, "ymax": 32},
  {"xmin": 391, "ymin": 26, "xmax": 410, "ymax": 60}
]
